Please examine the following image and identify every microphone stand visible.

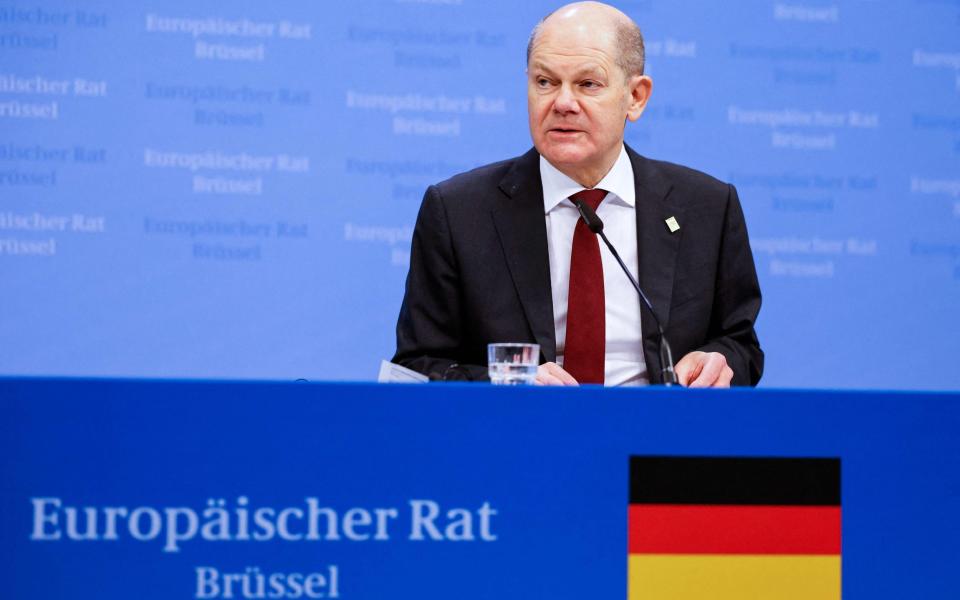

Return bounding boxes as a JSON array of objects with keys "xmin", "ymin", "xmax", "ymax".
[{"xmin": 573, "ymin": 199, "xmax": 678, "ymax": 386}]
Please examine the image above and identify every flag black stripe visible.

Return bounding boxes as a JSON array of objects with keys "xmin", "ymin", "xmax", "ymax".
[{"xmin": 629, "ymin": 456, "xmax": 840, "ymax": 505}]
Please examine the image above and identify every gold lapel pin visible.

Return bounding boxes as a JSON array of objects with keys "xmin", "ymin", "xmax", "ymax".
[{"xmin": 665, "ymin": 216, "xmax": 680, "ymax": 233}]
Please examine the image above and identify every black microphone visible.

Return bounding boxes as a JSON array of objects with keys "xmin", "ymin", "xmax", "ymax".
[{"xmin": 573, "ymin": 198, "xmax": 678, "ymax": 386}]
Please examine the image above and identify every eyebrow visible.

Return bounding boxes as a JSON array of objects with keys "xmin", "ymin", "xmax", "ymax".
[{"xmin": 529, "ymin": 61, "xmax": 607, "ymax": 79}]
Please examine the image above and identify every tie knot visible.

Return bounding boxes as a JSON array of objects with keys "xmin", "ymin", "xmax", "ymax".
[{"xmin": 570, "ymin": 188, "xmax": 607, "ymax": 211}]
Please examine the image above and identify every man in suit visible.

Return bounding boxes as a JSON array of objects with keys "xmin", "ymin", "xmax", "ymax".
[{"xmin": 393, "ymin": 1, "xmax": 762, "ymax": 387}]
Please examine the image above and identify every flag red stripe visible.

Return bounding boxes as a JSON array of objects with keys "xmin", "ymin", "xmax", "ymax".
[{"xmin": 628, "ymin": 504, "xmax": 841, "ymax": 554}]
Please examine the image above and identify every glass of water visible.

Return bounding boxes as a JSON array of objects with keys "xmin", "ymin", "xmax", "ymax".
[{"xmin": 487, "ymin": 343, "xmax": 540, "ymax": 385}]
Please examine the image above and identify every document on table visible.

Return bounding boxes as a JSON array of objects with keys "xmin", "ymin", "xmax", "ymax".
[{"xmin": 378, "ymin": 360, "xmax": 429, "ymax": 383}]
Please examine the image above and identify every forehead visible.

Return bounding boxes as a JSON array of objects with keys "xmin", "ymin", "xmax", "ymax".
[{"xmin": 528, "ymin": 18, "xmax": 620, "ymax": 71}]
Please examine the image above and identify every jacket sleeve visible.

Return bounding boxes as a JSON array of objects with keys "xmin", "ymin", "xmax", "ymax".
[
  {"xmin": 697, "ymin": 184, "xmax": 764, "ymax": 386},
  {"xmin": 392, "ymin": 185, "xmax": 488, "ymax": 381}
]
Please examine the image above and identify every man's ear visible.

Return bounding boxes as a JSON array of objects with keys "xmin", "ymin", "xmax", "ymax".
[{"xmin": 626, "ymin": 75, "xmax": 653, "ymax": 122}]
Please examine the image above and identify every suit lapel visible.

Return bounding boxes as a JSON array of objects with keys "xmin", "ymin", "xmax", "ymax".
[
  {"xmin": 492, "ymin": 148, "xmax": 557, "ymax": 362},
  {"xmin": 628, "ymin": 146, "xmax": 681, "ymax": 341},
  {"xmin": 488, "ymin": 146, "xmax": 680, "ymax": 369}
]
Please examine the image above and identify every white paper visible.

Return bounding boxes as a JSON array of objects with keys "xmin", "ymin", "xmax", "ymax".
[{"xmin": 377, "ymin": 359, "xmax": 429, "ymax": 383}]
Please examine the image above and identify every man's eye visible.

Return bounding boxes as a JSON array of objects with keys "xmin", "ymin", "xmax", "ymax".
[
  {"xmin": 537, "ymin": 78, "xmax": 551, "ymax": 88},
  {"xmin": 581, "ymin": 80, "xmax": 600, "ymax": 89}
]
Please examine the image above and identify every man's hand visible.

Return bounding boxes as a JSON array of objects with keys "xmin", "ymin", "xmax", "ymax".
[
  {"xmin": 535, "ymin": 362, "xmax": 579, "ymax": 386},
  {"xmin": 674, "ymin": 351, "xmax": 734, "ymax": 388}
]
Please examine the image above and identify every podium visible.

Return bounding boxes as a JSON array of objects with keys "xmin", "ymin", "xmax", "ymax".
[{"xmin": 3, "ymin": 378, "xmax": 959, "ymax": 598}]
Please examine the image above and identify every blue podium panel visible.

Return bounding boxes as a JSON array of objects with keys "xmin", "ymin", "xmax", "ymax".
[{"xmin": 2, "ymin": 379, "xmax": 959, "ymax": 598}]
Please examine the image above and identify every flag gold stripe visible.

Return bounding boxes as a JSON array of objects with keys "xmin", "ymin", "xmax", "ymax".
[{"xmin": 628, "ymin": 554, "xmax": 840, "ymax": 600}]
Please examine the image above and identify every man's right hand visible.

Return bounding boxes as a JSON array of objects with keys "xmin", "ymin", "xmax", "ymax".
[{"xmin": 535, "ymin": 362, "xmax": 579, "ymax": 386}]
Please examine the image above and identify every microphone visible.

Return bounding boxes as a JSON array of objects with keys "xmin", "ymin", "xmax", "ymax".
[{"xmin": 572, "ymin": 198, "xmax": 678, "ymax": 386}]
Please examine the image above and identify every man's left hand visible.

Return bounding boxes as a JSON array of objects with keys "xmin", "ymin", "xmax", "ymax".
[{"xmin": 674, "ymin": 351, "xmax": 733, "ymax": 388}]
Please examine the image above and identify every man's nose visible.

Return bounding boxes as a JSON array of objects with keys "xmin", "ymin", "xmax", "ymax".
[{"xmin": 552, "ymin": 83, "xmax": 580, "ymax": 114}]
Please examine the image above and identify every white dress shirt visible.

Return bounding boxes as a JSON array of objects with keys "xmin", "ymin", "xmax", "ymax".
[{"xmin": 540, "ymin": 145, "xmax": 648, "ymax": 386}]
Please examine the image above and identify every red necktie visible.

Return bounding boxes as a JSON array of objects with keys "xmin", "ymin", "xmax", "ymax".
[{"xmin": 563, "ymin": 189, "xmax": 607, "ymax": 384}]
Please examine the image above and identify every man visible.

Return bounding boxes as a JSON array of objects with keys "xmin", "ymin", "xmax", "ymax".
[{"xmin": 393, "ymin": 2, "xmax": 762, "ymax": 387}]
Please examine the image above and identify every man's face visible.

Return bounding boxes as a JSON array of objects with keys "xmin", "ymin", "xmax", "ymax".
[{"xmin": 527, "ymin": 17, "xmax": 650, "ymax": 186}]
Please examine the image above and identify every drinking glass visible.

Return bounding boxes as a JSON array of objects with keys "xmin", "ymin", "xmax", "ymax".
[{"xmin": 487, "ymin": 343, "xmax": 539, "ymax": 385}]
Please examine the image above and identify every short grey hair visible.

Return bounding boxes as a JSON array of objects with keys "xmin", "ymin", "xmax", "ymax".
[{"xmin": 526, "ymin": 10, "xmax": 645, "ymax": 77}]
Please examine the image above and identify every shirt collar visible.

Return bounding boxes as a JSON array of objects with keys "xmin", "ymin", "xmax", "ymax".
[{"xmin": 540, "ymin": 144, "xmax": 636, "ymax": 214}]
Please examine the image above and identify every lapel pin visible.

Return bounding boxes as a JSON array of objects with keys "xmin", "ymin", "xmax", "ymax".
[{"xmin": 665, "ymin": 216, "xmax": 680, "ymax": 233}]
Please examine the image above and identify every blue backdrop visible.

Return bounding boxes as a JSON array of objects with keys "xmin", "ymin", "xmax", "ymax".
[{"xmin": 1, "ymin": 1, "xmax": 958, "ymax": 390}]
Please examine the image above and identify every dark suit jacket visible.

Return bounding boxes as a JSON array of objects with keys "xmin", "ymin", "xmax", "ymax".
[{"xmin": 393, "ymin": 145, "xmax": 763, "ymax": 385}]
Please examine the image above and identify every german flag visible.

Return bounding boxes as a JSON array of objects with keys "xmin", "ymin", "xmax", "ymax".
[{"xmin": 628, "ymin": 456, "xmax": 841, "ymax": 599}]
